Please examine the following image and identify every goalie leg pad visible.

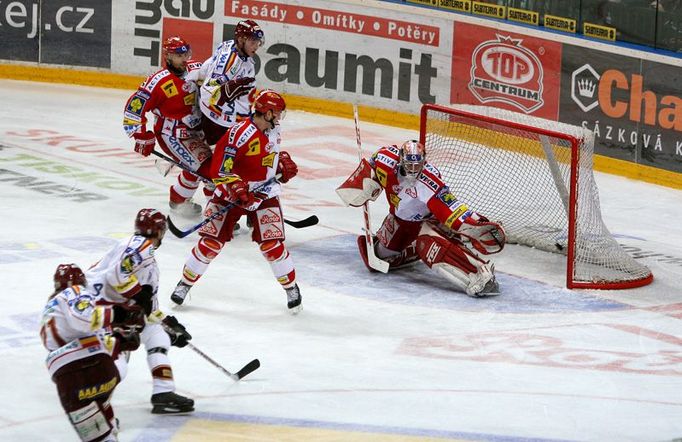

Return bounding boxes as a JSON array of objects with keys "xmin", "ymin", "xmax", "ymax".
[{"xmin": 416, "ymin": 235, "xmax": 500, "ymax": 297}]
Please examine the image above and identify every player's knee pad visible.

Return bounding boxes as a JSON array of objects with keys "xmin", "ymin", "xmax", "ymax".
[
  {"xmin": 260, "ymin": 240, "xmax": 286, "ymax": 261},
  {"xmin": 68, "ymin": 401, "xmax": 113, "ymax": 442},
  {"xmin": 196, "ymin": 237, "xmax": 224, "ymax": 261}
]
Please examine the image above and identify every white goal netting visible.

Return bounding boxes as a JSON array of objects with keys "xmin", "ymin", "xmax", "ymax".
[{"xmin": 421, "ymin": 104, "xmax": 652, "ymax": 289}]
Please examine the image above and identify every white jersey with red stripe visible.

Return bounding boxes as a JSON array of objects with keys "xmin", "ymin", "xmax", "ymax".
[
  {"xmin": 85, "ymin": 234, "xmax": 160, "ymax": 308},
  {"xmin": 40, "ymin": 285, "xmax": 117, "ymax": 376},
  {"xmin": 199, "ymin": 39, "xmax": 255, "ymax": 127}
]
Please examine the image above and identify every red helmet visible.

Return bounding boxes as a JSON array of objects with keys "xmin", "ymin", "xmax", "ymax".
[
  {"xmin": 162, "ymin": 36, "xmax": 191, "ymax": 56},
  {"xmin": 235, "ymin": 20, "xmax": 264, "ymax": 43},
  {"xmin": 135, "ymin": 208, "xmax": 167, "ymax": 238},
  {"xmin": 53, "ymin": 263, "xmax": 86, "ymax": 292},
  {"xmin": 253, "ymin": 90, "xmax": 286, "ymax": 115}
]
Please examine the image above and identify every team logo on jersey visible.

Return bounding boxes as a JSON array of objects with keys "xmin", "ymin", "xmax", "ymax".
[
  {"xmin": 126, "ymin": 97, "xmax": 145, "ymax": 115},
  {"xmin": 183, "ymin": 93, "xmax": 195, "ymax": 106},
  {"xmin": 161, "ymin": 80, "xmax": 179, "ymax": 98},
  {"xmin": 405, "ymin": 187, "xmax": 417, "ymax": 198},
  {"xmin": 265, "ymin": 142, "xmax": 274, "ymax": 153},
  {"xmin": 75, "ymin": 299, "xmax": 90, "ymax": 312},
  {"xmin": 375, "ymin": 168, "xmax": 388, "ymax": 188},
  {"xmin": 262, "ymin": 152, "xmax": 276, "ymax": 168},
  {"xmin": 182, "ymin": 82, "xmax": 193, "ymax": 92},
  {"xmin": 246, "ymin": 139, "xmax": 261, "ymax": 156}
]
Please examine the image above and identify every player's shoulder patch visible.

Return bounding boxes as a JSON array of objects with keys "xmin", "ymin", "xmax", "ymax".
[
  {"xmin": 418, "ymin": 171, "xmax": 441, "ymax": 193},
  {"xmin": 143, "ymin": 70, "xmax": 169, "ymax": 92},
  {"xmin": 125, "ymin": 94, "xmax": 147, "ymax": 116},
  {"xmin": 423, "ymin": 162, "xmax": 441, "ymax": 178}
]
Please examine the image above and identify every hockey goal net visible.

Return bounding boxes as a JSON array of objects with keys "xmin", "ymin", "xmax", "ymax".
[{"xmin": 420, "ymin": 103, "xmax": 653, "ymax": 289}]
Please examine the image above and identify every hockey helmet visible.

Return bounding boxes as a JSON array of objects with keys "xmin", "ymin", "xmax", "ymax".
[
  {"xmin": 53, "ymin": 263, "xmax": 86, "ymax": 292},
  {"xmin": 253, "ymin": 89, "xmax": 286, "ymax": 116},
  {"xmin": 135, "ymin": 208, "xmax": 167, "ymax": 239},
  {"xmin": 399, "ymin": 140, "xmax": 426, "ymax": 179},
  {"xmin": 162, "ymin": 36, "xmax": 191, "ymax": 56},
  {"xmin": 235, "ymin": 20, "xmax": 264, "ymax": 44}
]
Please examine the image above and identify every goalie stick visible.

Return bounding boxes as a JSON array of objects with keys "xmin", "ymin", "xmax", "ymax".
[
  {"xmin": 154, "ymin": 312, "xmax": 260, "ymax": 381},
  {"xmin": 152, "ymin": 150, "xmax": 318, "ymax": 230},
  {"xmin": 353, "ymin": 105, "xmax": 389, "ymax": 273}
]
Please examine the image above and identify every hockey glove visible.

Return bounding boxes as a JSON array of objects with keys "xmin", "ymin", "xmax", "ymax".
[
  {"xmin": 221, "ymin": 77, "xmax": 255, "ymax": 103},
  {"xmin": 113, "ymin": 330, "xmax": 141, "ymax": 353},
  {"xmin": 162, "ymin": 315, "xmax": 192, "ymax": 348},
  {"xmin": 131, "ymin": 284, "xmax": 154, "ymax": 316},
  {"xmin": 112, "ymin": 305, "xmax": 145, "ymax": 330},
  {"xmin": 224, "ymin": 180, "xmax": 255, "ymax": 207},
  {"xmin": 133, "ymin": 131, "xmax": 155, "ymax": 156},
  {"xmin": 277, "ymin": 151, "xmax": 298, "ymax": 183}
]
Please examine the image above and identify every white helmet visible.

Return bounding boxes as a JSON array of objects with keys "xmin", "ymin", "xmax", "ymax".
[{"xmin": 399, "ymin": 140, "xmax": 426, "ymax": 180}]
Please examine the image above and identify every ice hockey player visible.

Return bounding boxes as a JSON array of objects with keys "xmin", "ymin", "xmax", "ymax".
[
  {"xmin": 123, "ymin": 36, "xmax": 213, "ymax": 218},
  {"xmin": 336, "ymin": 140, "xmax": 506, "ymax": 297},
  {"xmin": 198, "ymin": 19, "xmax": 263, "ymax": 144},
  {"xmin": 41, "ymin": 264, "xmax": 144, "ymax": 441},
  {"xmin": 86, "ymin": 209, "xmax": 195, "ymax": 414},
  {"xmin": 169, "ymin": 90, "xmax": 302, "ymax": 313}
]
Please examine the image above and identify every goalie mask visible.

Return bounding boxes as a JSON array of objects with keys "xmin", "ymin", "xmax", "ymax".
[
  {"xmin": 53, "ymin": 263, "xmax": 86, "ymax": 293},
  {"xmin": 399, "ymin": 140, "xmax": 426, "ymax": 181}
]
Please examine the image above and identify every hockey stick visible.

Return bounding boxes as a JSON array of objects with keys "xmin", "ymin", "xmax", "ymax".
[
  {"xmin": 186, "ymin": 342, "xmax": 261, "ymax": 381},
  {"xmin": 153, "ymin": 150, "xmax": 318, "ymax": 230},
  {"xmin": 154, "ymin": 312, "xmax": 260, "ymax": 381},
  {"xmin": 167, "ymin": 175, "xmax": 281, "ymax": 238},
  {"xmin": 353, "ymin": 105, "xmax": 389, "ymax": 273}
]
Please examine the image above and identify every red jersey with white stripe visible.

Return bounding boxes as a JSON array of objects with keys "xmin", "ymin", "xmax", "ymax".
[
  {"xmin": 85, "ymin": 235, "xmax": 160, "ymax": 309},
  {"xmin": 210, "ymin": 118, "xmax": 283, "ymax": 207},
  {"xmin": 40, "ymin": 285, "xmax": 117, "ymax": 376},
  {"xmin": 368, "ymin": 145, "xmax": 474, "ymax": 229},
  {"xmin": 199, "ymin": 40, "xmax": 256, "ymax": 127},
  {"xmin": 123, "ymin": 61, "xmax": 203, "ymax": 137}
]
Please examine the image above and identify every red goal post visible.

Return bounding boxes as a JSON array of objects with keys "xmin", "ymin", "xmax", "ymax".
[{"xmin": 419, "ymin": 103, "xmax": 653, "ymax": 290}]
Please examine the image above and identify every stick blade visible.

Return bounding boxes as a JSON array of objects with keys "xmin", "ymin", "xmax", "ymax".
[
  {"xmin": 235, "ymin": 358, "xmax": 261, "ymax": 380},
  {"xmin": 284, "ymin": 215, "xmax": 319, "ymax": 228},
  {"xmin": 167, "ymin": 216, "xmax": 192, "ymax": 238}
]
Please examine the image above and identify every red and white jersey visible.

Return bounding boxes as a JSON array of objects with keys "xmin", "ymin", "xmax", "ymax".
[
  {"xmin": 123, "ymin": 61, "xmax": 203, "ymax": 137},
  {"xmin": 210, "ymin": 119, "xmax": 283, "ymax": 208},
  {"xmin": 199, "ymin": 40, "xmax": 255, "ymax": 127},
  {"xmin": 40, "ymin": 285, "xmax": 117, "ymax": 376},
  {"xmin": 368, "ymin": 145, "xmax": 473, "ymax": 229},
  {"xmin": 85, "ymin": 234, "xmax": 160, "ymax": 309}
]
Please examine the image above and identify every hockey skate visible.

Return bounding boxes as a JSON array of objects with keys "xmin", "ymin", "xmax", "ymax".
[
  {"xmin": 151, "ymin": 391, "xmax": 194, "ymax": 414},
  {"xmin": 285, "ymin": 284, "xmax": 302, "ymax": 314},
  {"xmin": 170, "ymin": 281, "xmax": 192, "ymax": 306},
  {"xmin": 169, "ymin": 199, "xmax": 202, "ymax": 218}
]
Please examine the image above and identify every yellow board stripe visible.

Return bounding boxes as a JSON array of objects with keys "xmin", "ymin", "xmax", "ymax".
[{"xmin": 1, "ymin": 63, "xmax": 680, "ymax": 189}]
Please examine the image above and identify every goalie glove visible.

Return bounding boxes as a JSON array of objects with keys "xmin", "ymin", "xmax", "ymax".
[
  {"xmin": 133, "ymin": 131, "xmax": 155, "ymax": 156},
  {"xmin": 336, "ymin": 158, "xmax": 382, "ymax": 207},
  {"xmin": 162, "ymin": 315, "xmax": 192, "ymax": 348},
  {"xmin": 456, "ymin": 213, "xmax": 506, "ymax": 255}
]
